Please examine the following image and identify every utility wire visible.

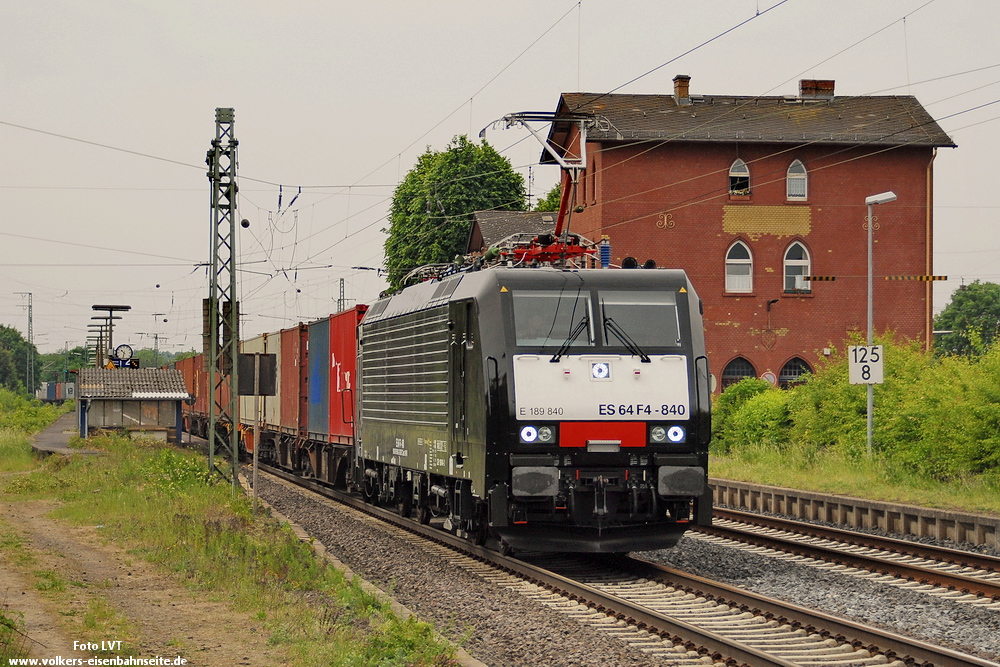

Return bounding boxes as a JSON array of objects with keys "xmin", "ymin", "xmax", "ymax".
[{"xmin": 569, "ymin": 0, "xmax": 792, "ymax": 112}]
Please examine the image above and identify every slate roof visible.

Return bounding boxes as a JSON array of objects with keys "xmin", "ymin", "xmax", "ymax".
[
  {"xmin": 472, "ymin": 210, "xmax": 561, "ymax": 248},
  {"xmin": 76, "ymin": 368, "xmax": 189, "ymax": 400},
  {"xmin": 543, "ymin": 90, "xmax": 955, "ymax": 161}
]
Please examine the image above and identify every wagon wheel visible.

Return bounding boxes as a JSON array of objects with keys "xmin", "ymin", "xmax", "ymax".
[
  {"xmin": 471, "ymin": 505, "xmax": 489, "ymax": 545},
  {"xmin": 472, "ymin": 519, "xmax": 488, "ymax": 546},
  {"xmin": 362, "ymin": 476, "xmax": 378, "ymax": 505},
  {"xmin": 417, "ymin": 504, "xmax": 431, "ymax": 525},
  {"xmin": 397, "ymin": 481, "xmax": 413, "ymax": 518}
]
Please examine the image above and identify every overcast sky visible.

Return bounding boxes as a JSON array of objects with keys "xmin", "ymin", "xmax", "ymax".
[{"xmin": 2, "ymin": 1, "xmax": 997, "ymax": 355}]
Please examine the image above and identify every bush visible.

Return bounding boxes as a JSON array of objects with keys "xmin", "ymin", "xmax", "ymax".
[
  {"xmin": 721, "ymin": 389, "xmax": 791, "ymax": 451},
  {"xmin": 717, "ymin": 337, "xmax": 1000, "ymax": 484},
  {"xmin": 711, "ymin": 377, "xmax": 772, "ymax": 453},
  {"xmin": 0, "ymin": 388, "xmax": 63, "ymax": 433}
]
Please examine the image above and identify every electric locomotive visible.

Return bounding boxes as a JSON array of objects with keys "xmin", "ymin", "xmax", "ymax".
[{"xmin": 355, "ymin": 265, "xmax": 711, "ymax": 553}]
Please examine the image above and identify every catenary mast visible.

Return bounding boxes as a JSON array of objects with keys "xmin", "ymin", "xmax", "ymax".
[{"xmin": 205, "ymin": 107, "xmax": 240, "ymax": 491}]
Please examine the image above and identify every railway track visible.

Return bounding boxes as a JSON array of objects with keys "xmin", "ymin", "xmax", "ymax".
[
  {"xmin": 695, "ymin": 508, "xmax": 1000, "ymax": 605},
  {"xmin": 257, "ymin": 464, "xmax": 999, "ymax": 667}
]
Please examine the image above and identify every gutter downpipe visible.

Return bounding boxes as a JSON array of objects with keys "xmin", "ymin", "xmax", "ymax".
[{"xmin": 926, "ymin": 149, "xmax": 936, "ymax": 351}]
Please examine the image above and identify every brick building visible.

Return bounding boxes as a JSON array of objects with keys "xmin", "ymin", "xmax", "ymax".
[{"xmin": 543, "ymin": 76, "xmax": 955, "ymax": 389}]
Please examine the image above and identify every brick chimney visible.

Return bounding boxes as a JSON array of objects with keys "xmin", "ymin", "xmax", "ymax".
[
  {"xmin": 799, "ymin": 79, "xmax": 835, "ymax": 100},
  {"xmin": 673, "ymin": 74, "xmax": 692, "ymax": 106}
]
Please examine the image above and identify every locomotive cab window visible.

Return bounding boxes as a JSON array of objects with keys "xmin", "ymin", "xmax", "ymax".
[
  {"xmin": 599, "ymin": 291, "xmax": 681, "ymax": 347},
  {"xmin": 512, "ymin": 290, "xmax": 593, "ymax": 347}
]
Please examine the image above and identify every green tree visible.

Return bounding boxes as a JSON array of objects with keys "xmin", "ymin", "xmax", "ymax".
[
  {"xmin": 134, "ymin": 347, "xmax": 182, "ymax": 369},
  {"xmin": 0, "ymin": 347, "xmax": 17, "ymax": 391},
  {"xmin": 0, "ymin": 325, "xmax": 39, "ymax": 394},
  {"xmin": 934, "ymin": 281, "xmax": 1000, "ymax": 355},
  {"xmin": 39, "ymin": 346, "xmax": 89, "ymax": 383},
  {"xmin": 384, "ymin": 135, "xmax": 526, "ymax": 290},
  {"xmin": 534, "ymin": 183, "xmax": 562, "ymax": 212}
]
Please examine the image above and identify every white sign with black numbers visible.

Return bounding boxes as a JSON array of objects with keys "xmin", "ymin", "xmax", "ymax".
[{"xmin": 848, "ymin": 345, "xmax": 884, "ymax": 385}]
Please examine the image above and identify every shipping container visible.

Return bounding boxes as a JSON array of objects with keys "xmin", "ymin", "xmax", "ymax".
[
  {"xmin": 239, "ymin": 335, "xmax": 265, "ymax": 452},
  {"xmin": 239, "ymin": 335, "xmax": 265, "ymax": 433},
  {"xmin": 237, "ymin": 332, "xmax": 282, "ymax": 449},
  {"xmin": 175, "ymin": 356, "xmax": 200, "ymax": 433},
  {"xmin": 327, "ymin": 306, "xmax": 366, "ymax": 444},
  {"xmin": 307, "ymin": 318, "xmax": 330, "ymax": 440},
  {"xmin": 262, "ymin": 331, "xmax": 281, "ymax": 430},
  {"xmin": 279, "ymin": 324, "xmax": 307, "ymax": 437}
]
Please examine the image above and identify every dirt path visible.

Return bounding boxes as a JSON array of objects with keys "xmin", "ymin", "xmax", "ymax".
[{"xmin": 0, "ymin": 499, "xmax": 286, "ymax": 666}]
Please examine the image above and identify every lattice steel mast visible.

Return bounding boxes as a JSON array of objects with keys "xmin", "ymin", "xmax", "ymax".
[
  {"xmin": 205, "ymin": 107, "xmax": 240, "ymax": 490},
  {"xmin": 15, "ymin": 292, "xmax": 32, "ymax": 392}
]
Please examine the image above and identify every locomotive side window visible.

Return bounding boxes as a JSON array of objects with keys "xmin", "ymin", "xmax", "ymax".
[
  {"xmin": 599, "ymin": 291, "xmax": 682, "ymax": 347},
  {"xmin": 512, "ymin": 290, "xmax": 593, "ymax": 347}
]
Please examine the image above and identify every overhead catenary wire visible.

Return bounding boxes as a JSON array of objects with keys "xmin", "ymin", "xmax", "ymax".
[
  {"xmin": 568, "ymin": 0, "xmax": 793, "ymax": 113},
  {"xmin": 7, "ymin": 1, "xmax": 998, "ymax": 349},
  {"xmin": 0, "ymin": 0, "xmax": 951, "ymax": 276}
]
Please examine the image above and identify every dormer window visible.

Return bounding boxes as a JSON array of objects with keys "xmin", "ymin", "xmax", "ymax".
[
  {"xmin": 787, "ymin": 159, "xmax": 808, "ymax": 200},
  {"xmin": 729, "ymin": 159, "xmax": 750, "ymax": 196}
]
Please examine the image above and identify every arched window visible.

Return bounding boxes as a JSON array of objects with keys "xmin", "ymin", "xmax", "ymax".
[
  {"xmin": 786, "ymin": 159, "xmax": 807, "ymax": 200},
  {"xmin": 729, "ymin": 159, "xmax": 750, "ymax": 195},
  {"xmin": 784, "ymin": 242, "xmax": 811, "ymax": 293},
  {"xmin": 779, "ymin": 357, "xmax": 812, "ymax": 388},
  {"xmin": 722, "ymin": 357, "xmax": 757, "ymax": 389},
  {"xmin": 725, "ymin": 241, "xmax": 753, "ymax": 292}
]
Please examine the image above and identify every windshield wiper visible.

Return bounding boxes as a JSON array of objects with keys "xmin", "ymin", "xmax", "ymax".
[
  {"xmin": 602, "ymin": 302, "xmax": 651, "ymax": 363},
  {"xmin": 549, "ymin": 314, "xmax": 590, "ymax": 363}
]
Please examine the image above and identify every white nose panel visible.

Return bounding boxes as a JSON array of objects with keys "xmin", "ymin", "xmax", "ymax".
[{"xmin": 513, "ymin": 354, "xmax": 690, "ymax": 422}]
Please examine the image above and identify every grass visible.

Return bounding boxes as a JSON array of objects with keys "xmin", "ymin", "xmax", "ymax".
[
  {"xmin": 711, "ymin": 443, "xmax": 1000, "ymax": 516},
  {"xmin": 0, "ymin": 428, "xmax": 42, "ymax": 475},
  {"xmin": 0, "ymin": 425, "xmax": 459, "ymax": 666},
  {"xmin": 0, "ymin": 605, "xmax": 29, "ymax": 664},
  {"xmin": 0, "ymin": 513, "xmax": 140, "ymax": 656},
  {"xmin": 81, "ymin": 597, "xmax": 139, "ymax": 657}
]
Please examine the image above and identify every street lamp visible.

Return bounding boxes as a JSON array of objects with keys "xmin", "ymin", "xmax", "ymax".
[{"xmin": 864, "ymin": 191, "xmax": 896, "ymax": 456}]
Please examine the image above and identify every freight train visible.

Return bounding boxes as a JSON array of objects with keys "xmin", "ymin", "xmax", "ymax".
[
  {"xmin": 176, "ymin": 264, "xmax": 712, "ymax": 553},
  {"xmin": 36, "ymin": 381, "xmax": 76, "ymax": 403}
]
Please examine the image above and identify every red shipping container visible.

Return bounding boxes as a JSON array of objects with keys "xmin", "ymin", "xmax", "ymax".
[
  {"xmin": 326, "ymin": 306, "xmax": 366, "ymax": 444},
  {"xmin": 279, "ymin": 324, "xmax": 308, "ymax": 437}
]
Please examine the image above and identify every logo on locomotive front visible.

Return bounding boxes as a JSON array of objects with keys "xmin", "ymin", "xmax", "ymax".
[{"xmin": 590, "ymin": 361, "xmax": 611, "ymax": 380}]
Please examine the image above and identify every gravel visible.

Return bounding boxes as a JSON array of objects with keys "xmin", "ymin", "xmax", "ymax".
[
  {"xmin": 257, "ymin": 475, "xmax": 1000, "ymax": 665},
  {"xmin": 638, "ymin": 533, "xmax": 1000, "ymax": 662},
  {"xmin": 256, "ymin": 476, "xmax": 676, "ymax": 667},
  {"xmin": 723, "ymin": 502, "xmax": 1000, "ymax": 558}
]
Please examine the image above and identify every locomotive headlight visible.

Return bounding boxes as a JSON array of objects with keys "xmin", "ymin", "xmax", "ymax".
[
  {"xmin": 650, "ymin": 426, "xmax": 667, "ymax": 443},
  {"xmin": 520, "ymin": 425, "xmax": 556, "ymax": 444},
  {"xmin": 667, "ymin": 426, "xmax": 686, "ymax": 443}
]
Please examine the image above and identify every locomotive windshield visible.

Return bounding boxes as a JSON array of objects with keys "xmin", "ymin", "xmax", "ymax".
[
  {"xmin": 512, "ymin": 290, "xmax": 593, "ymax": 347},
  {"xmin": 512, "ymin": 288, "xmax": 682, "ymax": 349},
  {"xmin": 599, "ymin": 291, "xmax": 682, "ymax": 347}
]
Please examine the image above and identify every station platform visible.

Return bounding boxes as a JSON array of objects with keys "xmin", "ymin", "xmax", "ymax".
[{"xmin": 31, "ymin": 412, "xmax": 103, "ymax": 456}]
